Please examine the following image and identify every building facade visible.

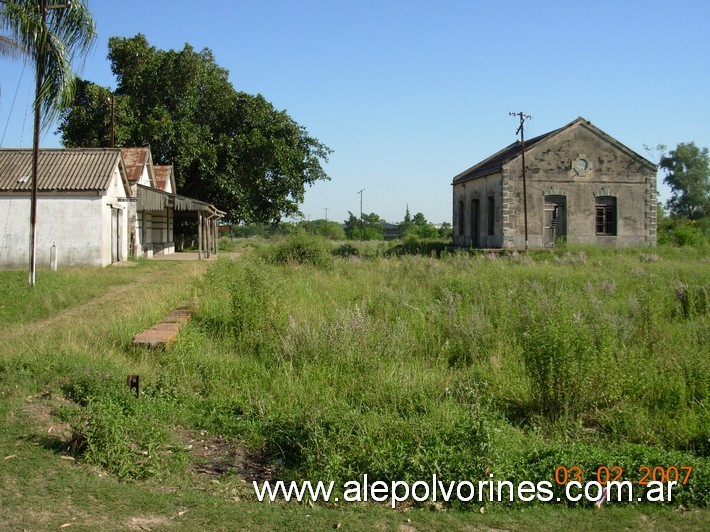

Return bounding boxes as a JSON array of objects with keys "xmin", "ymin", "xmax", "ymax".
[
  {"xmin": 0, "ymin": 148, "xmax": 223, "ymax": 269},
  {"xmin": 452, "ymin": 117, "xmax": 657, "ymax": 249},
  {"xmin": 0, "ymin": 149, "xmax": 130, "ymax": 268}
]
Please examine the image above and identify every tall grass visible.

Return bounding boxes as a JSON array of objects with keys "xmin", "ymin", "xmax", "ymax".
[
  {"xmin": 4, "ymin": 244, "xmax": 706, "ymax": 507},
  {"xmin": 172, "ymin": 245, "xmax": 709, "ymax": 506}
]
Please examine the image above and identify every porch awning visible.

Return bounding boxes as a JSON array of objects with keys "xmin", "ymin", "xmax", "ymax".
[{"xmin": 136, "ymin": 184, "xmax": 225, "ymax": 218}]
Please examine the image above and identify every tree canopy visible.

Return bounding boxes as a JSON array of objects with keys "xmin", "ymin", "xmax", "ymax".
[
  {"xmin": 58, "ymin": 34, "xmax": 332, "ymax": 224},
  {"xmin": 659, "ymin": 142, "xmax": 710, "ymax": 220}
]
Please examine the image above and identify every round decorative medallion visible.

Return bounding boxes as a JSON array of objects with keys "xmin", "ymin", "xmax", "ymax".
[{"xmin": 574, "ymin": 158, "xmax": 588, "ymax": 173}]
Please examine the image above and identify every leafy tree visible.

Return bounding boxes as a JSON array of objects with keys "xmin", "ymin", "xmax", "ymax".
[
  {"xmin": 55, "ymin": 80, "xmax": 137, "ymax": 147},
  {"xmin": 659, "ymin": 142, "xmax": 710, "ymax": 220},
  {"xmin": 58, "ymin": 34, "xmax": 331, "ymax": 224},
  {"xmin": 344, "ymin": 211, "xmax": 384, "ymax": 240},
  {"xmin": 438, "ymin": 221, "xmax": 453, "ymax": 239},
  {"xmin": 0, "ymin": 34, "xmax": 24, "ymax": 59},
  {"xmin": 300, "ymin": 219, "xmax": 346, "ymax": 240},
  {"xmin": 412, "ymin": 212, "xmax": 428, "ymax": 226}
]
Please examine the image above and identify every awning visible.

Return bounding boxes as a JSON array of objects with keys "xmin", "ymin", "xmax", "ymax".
[{"xmin": 136, "ymin": 184, "xmax": 225, "ymax": 218}]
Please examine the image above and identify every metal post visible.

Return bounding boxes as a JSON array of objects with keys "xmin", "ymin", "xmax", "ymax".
[{"xmin": 357, "ymin": 188, "xmax": 365, "ymax": 240}]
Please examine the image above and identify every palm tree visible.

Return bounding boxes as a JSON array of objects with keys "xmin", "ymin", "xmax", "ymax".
[
  {"xmin": 1, "ymin": 0, "xmax": 96, "ymax": 124},
  {"xmin": 0, "ymin": 0, "xmax": 96, "ymax": 285}
]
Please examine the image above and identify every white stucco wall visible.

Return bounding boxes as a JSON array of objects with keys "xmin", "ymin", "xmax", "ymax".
[{"xmin": 0, "ymin": 165, "xmax": 129, "ymax": 268}]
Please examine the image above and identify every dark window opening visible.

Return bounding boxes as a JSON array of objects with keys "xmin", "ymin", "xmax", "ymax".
[
  {"xmin": 487, "ymin": 196, "xmax": 495, "ymax": 236},
  {"xmin": 595, "ymin": 196, "xmax": 617, "ymax": 236},
  {"xmin": 458, "ymin": 200, "xmax": 465, "ymax": 235}
]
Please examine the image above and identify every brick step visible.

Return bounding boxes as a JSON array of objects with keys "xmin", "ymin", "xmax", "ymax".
[{"xmin": 132, "ymin": 304, "xmax": 193, "ymax": 349}]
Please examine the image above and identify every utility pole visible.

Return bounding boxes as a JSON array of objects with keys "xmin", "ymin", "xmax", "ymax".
[
  {"xmin": 109, "ymin": 93, "xmax": 115, "ymax": 148},
  {"xmin": 357, "ymin": 188, "xmax": 365, "ymax": 240},
  {"xmin": 510, "ymin": 111, "xmax": 532, "ymax": 251}
]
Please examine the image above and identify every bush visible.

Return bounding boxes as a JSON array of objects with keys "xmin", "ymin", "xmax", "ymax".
[{"xmin": 266, "ymin": 233, "xmax": 334, "ymax": 268}]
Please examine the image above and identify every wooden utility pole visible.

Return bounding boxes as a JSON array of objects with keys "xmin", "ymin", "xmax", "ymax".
[
  {"xmin": 510, "ymin": 112, "xmax": 532, "ymax": 251},
  {"xmin": 109, "ymin": 93, "xmax": 115, "ymax": 148}
]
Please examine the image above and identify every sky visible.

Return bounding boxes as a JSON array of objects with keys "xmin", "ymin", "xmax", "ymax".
[{"xmin": 1, "ymin": 0, "xmax": 709, "ymax": 224}]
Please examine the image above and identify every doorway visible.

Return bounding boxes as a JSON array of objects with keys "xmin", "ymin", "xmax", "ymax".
[
  {"xmin": 470, "ymin": 198, "xmax": 480, "ymax": 247},
  {"xmin": 543, "ymin": 195, "xmax": 566, "ymax": 247},
  {"xmin": 111, "ymin": 208, "xmax": 121, "ymax": 263}
]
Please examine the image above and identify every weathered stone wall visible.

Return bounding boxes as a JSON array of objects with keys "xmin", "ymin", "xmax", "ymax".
[
  {"xmin": 453, "ymin": 173, "xmax": 503, "ymax": 248},
  {"xmin": 503, "ymin": 124, "xmax": 656, "ymax": 248}
]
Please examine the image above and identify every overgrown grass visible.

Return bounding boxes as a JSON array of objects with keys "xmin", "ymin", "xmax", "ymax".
[
  {"xmin": 1, "ymin": 243, "xmax": 708, "ymax": 528},
  {"xmin": 172, "ymin": 244, "xmax": 709, "ymax": 507}
]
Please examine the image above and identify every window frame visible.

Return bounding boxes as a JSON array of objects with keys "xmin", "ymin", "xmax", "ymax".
[{"xmin": 595, "ymin": 196, "xmax": 617, "ymax": 236}]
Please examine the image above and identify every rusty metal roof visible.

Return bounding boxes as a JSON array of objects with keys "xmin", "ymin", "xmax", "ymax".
[
  {"xmin": 121, "ymin": 147, "xmax": 151, "ymax": 183},
  {"xmin": 0, "ymin": 149, "xmax": 124, "ymax": 192},
  {"xmin": 154, "ymin": 165, "xmax": 173, "ymax": 191}
]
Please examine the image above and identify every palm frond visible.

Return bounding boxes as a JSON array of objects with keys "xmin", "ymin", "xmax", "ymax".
[{"xmin": 0, "ymin": 0, "xmax": 96, "ymax": 128}]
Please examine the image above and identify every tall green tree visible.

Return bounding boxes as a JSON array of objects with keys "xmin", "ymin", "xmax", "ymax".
[
  {"xmin": 58, "ymin": 34, "xmax": 332, "ymax": 224},
  {"xmin": 659, "ymin": 142, "xmax": 710, "ymax": 220}
]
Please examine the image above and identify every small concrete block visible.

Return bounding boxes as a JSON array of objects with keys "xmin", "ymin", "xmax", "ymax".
[
  {"xmin": 163, "ymin": 314, "xmax": 191, "ymax": 324},
  {"xmin": 150, "ymin": 322, "xmax": 182, "ymax": 332}
]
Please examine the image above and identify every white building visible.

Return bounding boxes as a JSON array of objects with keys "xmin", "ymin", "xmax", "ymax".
[
  {"xmin": 0, "ymin": 149, "xmax": 131, "ymax": 267},
  {"xmin": 0, "ymin": 148, "xmax": 224, "ymax": 269}
]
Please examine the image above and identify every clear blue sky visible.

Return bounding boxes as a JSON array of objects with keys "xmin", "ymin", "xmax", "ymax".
[{"xmin": 1, "ymin": 0, "xmax": 709, "ymax": 224}]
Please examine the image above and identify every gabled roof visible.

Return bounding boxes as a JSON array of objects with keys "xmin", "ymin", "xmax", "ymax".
[
  {"xmin": 154, "ymin": 165, "xmax": 175, "ymax": 193},
  {"xmin": 0, "ymin": 149, "xmax": 128, "ymax": 193},
  {"xmin": 452, "ymin": 117, "xmax": 656, "ymax": 184},
  {"xmin": 121, "ymin": 147, "xmax": 155, "ymax": 186}
]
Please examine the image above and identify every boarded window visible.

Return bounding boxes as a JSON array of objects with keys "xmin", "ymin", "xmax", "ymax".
[{"xmin": 595, "ymin": 196, "xmax": 617, "ymax": 236}]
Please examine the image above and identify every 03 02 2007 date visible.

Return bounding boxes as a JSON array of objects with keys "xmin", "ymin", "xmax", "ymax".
[{"xmin": 554, "ymin": 465, "xmax": 693, "ymax": 485}]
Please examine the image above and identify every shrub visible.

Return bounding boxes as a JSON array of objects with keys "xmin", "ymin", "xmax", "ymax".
[{"xmin": 267, "ymin": 233, "xmax": 334, "ymax": 268}]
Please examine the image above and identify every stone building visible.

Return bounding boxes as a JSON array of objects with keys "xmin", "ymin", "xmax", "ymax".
[{"xmin": 452, "ymin": 117, "xmax": 657, "ymax": 249}]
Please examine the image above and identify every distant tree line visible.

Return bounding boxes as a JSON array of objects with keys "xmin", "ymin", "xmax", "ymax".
[{"xmin": 228, "ymin": 207, "xmax": 452, "ymax": 242}]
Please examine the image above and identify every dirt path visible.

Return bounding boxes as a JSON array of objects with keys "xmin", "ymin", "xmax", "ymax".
[{"xmin": 4, "ymin": 262, "xmax": 208, "ymax": 346}]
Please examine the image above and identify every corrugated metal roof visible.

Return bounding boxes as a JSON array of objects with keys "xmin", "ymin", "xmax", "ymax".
[
  {"xmin": 154, "ymin": 165, "xmax": 172, "ymax": 191},
  {"xmin": 121, "ymin": 147, "xmax": 150, "ymax": 183},
  {"xmin": 137, "ymin": 184, "xmax": 225, "ymax": 217},
  {"xmin": 0, "ymin": 149, "xmax": 123, "ymax": 192}
]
